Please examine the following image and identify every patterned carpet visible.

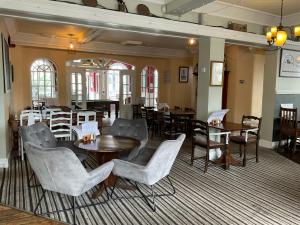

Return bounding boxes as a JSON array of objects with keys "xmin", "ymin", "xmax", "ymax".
[{"xmin": 1, "ymin": 140, "xmax": 300, "ymax": 225}]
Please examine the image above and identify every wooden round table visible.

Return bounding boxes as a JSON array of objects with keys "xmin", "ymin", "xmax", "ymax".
[{"xmin": 74, "ymin": 135, "xmax": 140, "ymax": 196}]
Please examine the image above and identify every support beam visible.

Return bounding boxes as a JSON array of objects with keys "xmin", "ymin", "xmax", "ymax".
[
  {"xmin": 80, "ymin": 29, "xmax": 104, "ymax": 44},
  {"xmin": 163, "ymin": 0, "xmax": 216, "ymax": 16}
]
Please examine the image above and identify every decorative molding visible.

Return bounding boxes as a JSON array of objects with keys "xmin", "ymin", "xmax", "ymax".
[
  {"xmin": 12, "ymin": 32, "xmax": 191, "ymax": 58},
  {"xmin": 283, "ymin": 12, "xmax": 300, "ymax": 26},
  {"xmin": 276, "ymin": 90, "xmax": 300, "ymax": 95},
  {"xmin": 0, "ymin": 0, "xmax": 269, "ymax": 47},
  {"xmin": 259, "ymin": 139, "xmax": 277, "ymax": 149},
  {"xmin": 80, "ymin": 29, "xmax": 104, "ymax": 44},
  {"xmin": 3, "ymin": 17, "xmax": 17, "ymax": 36},
  {"xmin": 194, "ymin": 1, "xmax": 280, "ymax": 26}
]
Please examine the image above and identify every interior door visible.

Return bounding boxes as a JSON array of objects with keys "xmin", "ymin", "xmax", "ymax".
[
  {"xmin": 68, "ymin": 67, "xmax": 87, "ymax": 109},
  {"xmin": 119, "ymin": 70, "xmax": 135, "ymax": 119}
]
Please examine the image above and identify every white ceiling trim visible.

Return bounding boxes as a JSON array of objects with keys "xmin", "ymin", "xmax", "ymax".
[
  {"xmin": 283, "ymin": 12, "xmax": 300, "ymax": 26},
  {"xmin": 0, "ymin": 0, "xmax": 271, "ymax": 46},
  {"xmin": 12, "ymin": 32, "xmax": 191, "ymax": 58},
  {"xmin": 3, "ymin": 17, "xmax": 17, "ymax": 36},
  {"xmin": 193, "ymin": 1, "xmax": 280, "ymax": 26}
]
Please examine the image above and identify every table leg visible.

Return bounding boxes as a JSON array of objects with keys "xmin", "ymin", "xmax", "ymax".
[{"xmin": 214, "ymin": 147, "xmax": 241, "ymax": 169}]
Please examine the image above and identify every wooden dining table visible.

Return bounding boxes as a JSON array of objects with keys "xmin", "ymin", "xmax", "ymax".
[
  {"xmin": 74, "ymin": 135, "xmax": 140, "ymax": 197},
  {"xmin": 209, "ymin": 121, "xmax": 255, "ymax": 170}
]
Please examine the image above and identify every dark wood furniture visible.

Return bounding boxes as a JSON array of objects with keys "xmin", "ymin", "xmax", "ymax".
[
  {"xmin": 0, "ymin": 204, "xmax": 67, "ymax": 225},
  {"xmin": 277, "ymin": 107, "xmax": 298, "ymax": 153},
  {"xmin": 209, "ymin": 121, "xmax": 256, "ymax": 169},
  {"xmin": 230, "ymin": 116, "xmax": 262, "ymax": 167},
  {"xmin": 86, "ymin": 100, "xmax": 119, "ymax": 118},
  {"xmin": 191, "ymin": 120, "xmax": 229, "ymax": 173},
  {"xmin": 74, "ymin": 135, "xmax": 140, "ymax": 186},
  {"xmin": 132, "ymin": 104, "xmax": 141, "ymax": 119}
]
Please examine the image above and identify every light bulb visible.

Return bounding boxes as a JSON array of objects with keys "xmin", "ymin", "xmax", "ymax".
[
  {"xmin": 275, "ymin": 30, "xmax": 287, "ymax": 46},
  {"xmin": 294, "ymin": 26, "xmax": 300, "ymax": 37},
  {"xmin": 188, "ymin": 38, "xmax": 196, "ymax": 45},
  {"xmin": 266, "ymin": 32, "xmax": 272, "ymax": 42},
  {"xmin": 69, "ymin": 42, "xmax": 74, "ymax": 49}
]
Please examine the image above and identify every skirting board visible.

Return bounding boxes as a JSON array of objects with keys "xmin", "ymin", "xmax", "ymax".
[
  {"xmin": 259, "ymin": 139, "xmax": 278, "ymax": 149},
  {"xmin": 0, "ymin": 158, "xmax": 9, "ymax": 168}
]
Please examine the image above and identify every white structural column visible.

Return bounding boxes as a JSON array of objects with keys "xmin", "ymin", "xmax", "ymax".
[{"xmin": 196, "ymin": 36, "xmax": 225, "ymax": 120}]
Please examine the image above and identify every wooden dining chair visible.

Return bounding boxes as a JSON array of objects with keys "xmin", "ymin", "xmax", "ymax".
[
  {"xmin": 49, "ymin": 111, "xmax": 73, "ymax": 140},
  {"xmin": 76, "ymin": 111, "xmax": 96, "ymax": 126},
  {"xmin": 230, "ymin": 115, "xmax": 262, "ymax": 167},
  {"xmin": 191, "ymin": 120, "xmax": 230, "ymax": 173},
  {"xmin": 132, "ymin": 104, "xmax": 141, "ymax": 119},
  {"xmin": 277, "ymin": 107, "xmax": 298, "ymax": 153}
]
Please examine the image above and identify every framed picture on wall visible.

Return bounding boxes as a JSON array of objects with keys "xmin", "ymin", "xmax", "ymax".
[
  {"xmin": 179, "ymin": 66, "xmax": 189, "ymax": 83},
  {"xmin": 210, "ymin": 61, "xmax": 224, "ymax": 86},
  {"xmin": 279, "ymin": 49, "xmax": 300, "ymax": 77}
]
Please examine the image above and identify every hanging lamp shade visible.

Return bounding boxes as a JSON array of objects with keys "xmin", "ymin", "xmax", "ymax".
[{"xmin": 275, "ymin": 30, "xmax": 287, "ymax": 46}]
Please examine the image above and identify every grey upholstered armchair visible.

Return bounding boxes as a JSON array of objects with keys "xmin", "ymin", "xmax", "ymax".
[
  {"xmin": 107, "ymin": 118, "xmax": 148, "ymax": 160},
  {"xmin": 24, "ymin": 142, "xmax": 114, "ymax": 225},
  {"xmin": 20, "ymin": 122, "xmax": 87, "ymax": 162},
  {"xmin": 112, "ymin": 134, "xmax": 186, "ymax": 211}
]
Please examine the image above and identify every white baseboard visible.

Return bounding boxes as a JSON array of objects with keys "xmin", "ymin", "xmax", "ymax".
[
  {"xmin": 0, "ymin": 158, "xmax": 9, "ymax": 168},
  {"xmin": 259, "ymin": 139, "xmax": 277, "ymax": 149}
]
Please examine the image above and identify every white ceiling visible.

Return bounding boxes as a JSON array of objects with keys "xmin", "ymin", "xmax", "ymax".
[
  {"xmin": 219, "ymin": 0, "xmax": 300, "ymax": 16},
  {"xmin": 16, "ymin": 19, "xmax": 189, "ymax": 49}
]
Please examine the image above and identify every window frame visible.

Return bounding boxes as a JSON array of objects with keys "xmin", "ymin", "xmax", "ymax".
[{"xmin": 30, "ymin": 58, "xmax": 57, "ymax": 101}]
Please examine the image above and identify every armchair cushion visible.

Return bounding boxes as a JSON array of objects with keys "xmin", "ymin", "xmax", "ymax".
[
  {"xmin": 230, "ymin": 135, "xmax": 257, "ymax": 144},
  {"xmin": 113, "ymin": 134, "xmax": 185, "ymax": 186},
  {"xmin": 193, "ymin": 136, "xmax": 225, "ymax": 148},
  {"xmin": 108, "ymin": 118, "xmax": 148, "ymax": 160}
]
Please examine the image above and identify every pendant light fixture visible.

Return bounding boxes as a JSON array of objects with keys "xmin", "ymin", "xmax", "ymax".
[{"xmin": 266, "ymin": 0, "xmax": 300, "ymax": 47}]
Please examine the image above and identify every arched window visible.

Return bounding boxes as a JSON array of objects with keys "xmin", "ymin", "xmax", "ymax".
[
  {"xmin": 31, "ymin": 59, "xmax": 57, "ymax": 101},
  {"xmin": 141, "ymin": 66, "xmax": 158, "ymax": 107}
]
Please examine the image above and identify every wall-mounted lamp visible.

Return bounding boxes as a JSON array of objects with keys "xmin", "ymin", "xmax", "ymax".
[{"xmin": 68, "ymin": 34, "xmax": 76, "ymax": 53}]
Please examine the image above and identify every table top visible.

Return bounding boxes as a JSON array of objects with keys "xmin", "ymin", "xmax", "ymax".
[
  {"xmin": 153, "ymin": 109, "xmax": 195, "ymax": 116},
  {"xmin": 210, "ymin": 121, "xmax": 255, "ymax": 132},
  {"xmin": 74, "ymin": 135, "xmax": 140, "ymax": 153},
  {"xmin": 0, "ymin": 204, "xmax": 67, "ymax": 225}
]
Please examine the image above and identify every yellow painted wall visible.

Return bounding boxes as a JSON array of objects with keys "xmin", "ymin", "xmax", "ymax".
[
  {"xmin": 10, "ymin": 46, "xmax": 194, "ymax": 113},
  {"xmin": 225, "ymin": 45, "xmax": 265, "ymax": 123},
  {"xmin": 0, "ymin": 19, "xmax": 13, "ymax": 160}
]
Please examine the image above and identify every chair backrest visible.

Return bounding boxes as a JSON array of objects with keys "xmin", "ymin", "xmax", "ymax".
[
  {"xmin": 146, "ymin": 109, "xmax": 155, "ymax": 121},
  {"xmin": 43, "ymin": 108, "xmax": 62, "ymax": 119},
  {"xmin": 77, "ymin": 111, "xmax": 96, "ymax": 126},
  {"xmin": 241, "ymin": 115, "xmax": 262, "ymax": 137},
  {"xmin": 279, "ymin": 107, "xmax": 297, "ymax": 128},
  {"xmin": 24, "ymin": 142, "xmax": 89, "ymax": 196},
  {"xmin": 20, "ymin": 122, "xmax": 57, "ymax": 148},
  {"xmin": 50, "ymin": 111, "xmax": 73, "ymax": 139},
  {"xmin": 192, "ymin": 119, "xmax": 209, "ymax": 142},
  {"xmin": 20, "ymin": 110, "xmax": 42, "ymax": 126},
  {"xmin": 141, "ymin": 108, "xmax": 147, "ymax": 119},
  {"xmin": 174, "ymin": 106, "xmax": 182, "ymax": 111},
  {"xmin": 109, "ymin": 118, "xmax": 148, "ymax": 144},
  {"xmin": 145, "ymin": 134, "xmax": 185, "ymax": 184}
]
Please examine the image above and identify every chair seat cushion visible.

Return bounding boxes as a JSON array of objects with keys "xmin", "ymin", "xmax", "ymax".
[
  {"xmin": 56, "ymin": 141, "xmax": 88, "ymax": 162},
  {"xmin": 230, "ymin": 135, "xmax": 257, "ymax": 144},
  {"xmin": 193, "ymin": 136, "xmax": 225, "ymax": 148}
]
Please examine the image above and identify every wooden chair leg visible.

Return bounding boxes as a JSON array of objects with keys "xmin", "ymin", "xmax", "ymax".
[
  {"xmin": 191, "ymin": 142, "xmax": 195, "ymax": 165},
  {"xmin": 256, "ymin": 141, "xmax": 259, "ymax": 163},
  {"xmin": 243, "ymin": 145, "xmax": 247, "ymax": 167},
  {"xmin": 239, "ymin": 144, "xmax": 242, "ymax": 157},
  {"xmin": 204, "ymin": 149, "xmax": 209, "ymax": 173},
  {"xmin": 277, "ymin": 135, "xmax": 282, "ymax": 152}
]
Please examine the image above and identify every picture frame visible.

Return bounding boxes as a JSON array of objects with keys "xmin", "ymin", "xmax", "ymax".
[
  {"xmin": 210, "ymin": 61, "xmax": 224, "ymax": 86},
  {"xmin": 1, "ymin": 33, "xmax": 11, "ymax": 92},
  {"xmin": 279, "ymin": 48, "xmax": 300, "ymax": 78},
  {"xmin": 179, "ymin": 66, "xmax": 189, "ymax": 83}
]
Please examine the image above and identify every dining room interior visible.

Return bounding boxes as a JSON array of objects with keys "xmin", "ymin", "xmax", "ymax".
[{"xmin": 0, "ymin": 0, "xmax": 300, "ymax": 225}]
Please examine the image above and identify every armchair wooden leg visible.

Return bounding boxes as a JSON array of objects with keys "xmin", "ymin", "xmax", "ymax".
[
  {"xmin": 204, "ymin": 149, "xmax": 209, "ymax": 173},
  {"xmin": 239, "ymin": 145, "xmax": 242, "ymax": 157},
  {"xmin": 277, "ymin": 135, "xmax": 282, "ymax": 153},
  {"xmin": 256, "ymin": 141, "xmax": 259, "ymax": 163},
  {"xmin": 191, "ymin": 143, "xmax": 195, "ymax": 166},
  {"xmin": 243, "ymin": 145, "xmax": 247, "ymax": 167}
]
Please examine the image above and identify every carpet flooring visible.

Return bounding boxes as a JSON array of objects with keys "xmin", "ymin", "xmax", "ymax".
[{"xmin": 1, "ymin": 141, "xmax": 300, "ymax": 225}]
